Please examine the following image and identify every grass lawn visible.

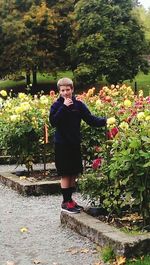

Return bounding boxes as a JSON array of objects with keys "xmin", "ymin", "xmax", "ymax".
[
  {"xmin": 0, "ymin": 71, "xmax": 73, "ymax": 88},
  {"xmin": 0, "ymin": 71, "xmax": 150, "ymax": 96},
  {"xmin": 126, "ymin": 72, "xmax": 150, "ymax": 96}
]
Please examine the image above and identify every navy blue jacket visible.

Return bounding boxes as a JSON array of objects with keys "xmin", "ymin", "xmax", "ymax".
[{"xmin": 49, "ymin": 96, "xmax": 106, "ymax": 145}]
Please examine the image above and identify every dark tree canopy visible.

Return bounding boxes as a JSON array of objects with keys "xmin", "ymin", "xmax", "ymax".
[
  {"xmin": 67, "ymin": 0, "xmax": 149, "ymax": 84},
  {"xmin": 0, "ymin": 0, "xmax": 149, "ymax": 87}
]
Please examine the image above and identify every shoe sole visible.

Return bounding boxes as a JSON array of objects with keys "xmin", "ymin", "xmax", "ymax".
[
  {"xmin": 75, "ymin": 207, "xmax": 84, "ymax": 211},
  {"xmin": 61, "ymin": 208, "xmax": 80, "ymax": 214}
]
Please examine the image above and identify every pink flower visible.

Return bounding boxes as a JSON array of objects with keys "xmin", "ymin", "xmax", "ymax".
[
  {"xmin": 50, "ymin": 90, "xmax": 55, "ymax": 97},
  {"xmin": 146, "ymin": 96, "xmax": 150, "ymax": 103},
  {"xmin": 118, "ymin": 108, "xmax": 125, "ymax": 115},
  {"xmin": 92, "ymin": 158, "xmax": 102, "ymax": 170}
]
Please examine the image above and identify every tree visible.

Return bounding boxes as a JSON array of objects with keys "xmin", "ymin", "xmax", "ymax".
[
  {"xmin": 67, "ymin": 0, "xmax": 149, "ymax": 84},
  {"xmin": 22, "ymin": 2, "xmax": 59, "ymax": 89},
  {"xmin": 48, "ymin": 0, "xmax": 78, "ymax": 69},
  {"xmin": 0, "ymin": 0, "xmax": 59, "ymax": 92},
  {"xmin": 132, "ymin": 6, "xmax": 150, "ymax": 42}
]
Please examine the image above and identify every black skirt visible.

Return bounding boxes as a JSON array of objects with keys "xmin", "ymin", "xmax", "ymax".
[{"xmin": 55, "ymin": 143, "xmax": 83, "ymax": 176}]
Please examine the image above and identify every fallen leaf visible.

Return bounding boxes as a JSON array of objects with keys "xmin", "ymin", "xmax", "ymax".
[
  {"xmin": 91, "ymin": 250, "xmax": 98, "ymax": 254},
  {"xmin": 33, "ymin": 259, "xmax": 42, "ymax": 264},
  {"xmin": 19, "ymin": 176, "xmax": 27, "ymax": 180},
  {"xmin": 80, "ymin": 248, "xmax": 89, "ymax": 253},
  {"xmin": 116, "ymin": 256, "xmax": 126, "ymax": 265},
  {"xmin": 66, "ymin": 247, "xmax": 79, "ymax": 255},
  {"xmin": 95, "ymin": 245, "xmax": 102, "ymax": 252},
  {"xmin": 70, "ymin": 249, "xmax": 78, "ymax": 255},
  {"xmin": 20, "ymin": 227, "xmax": 28, "ymax": 233},
  {"xmin": 6, "ymin": 262, "xmax": 16, "ymax": 265}
]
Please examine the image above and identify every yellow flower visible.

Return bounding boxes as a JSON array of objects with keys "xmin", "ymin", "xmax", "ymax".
[
  {"xmin": 0, "ymin": 90, "xmax": 7, "ymax": 97},
  {"xmin": 86, "ymin": 87, "xmax": 95, "ymax": 98},
  {"xmin": 137, "ymin": 112, "xmax": 145, "ymax": 121},
  {"xmin": 145, "ymin": 115, "xmax": 150, "ymax": 121},
  {"xmin": 15, "ymin": 102, "xmax": 31, "ymax": 114},
  {"xmin": 127, "ymin": 86, "xmax": 132, "ymax": 92},
  {"xmin": 107, "ymin": 117, "xmax": 116, "ymax": 125},
  {"xmin": 41, "ymin": 109, "xmax": 46, "ymax": 116},
  {"xmin": 10, "ymin": 114, "xmax": 20, "ymax": 122},
  {"xmin": 124, "ymin": 99, "xmax": 132, "ymax": 107},
  {"xmin": 111, "ymin": 91, "xmax": 119, "ymax": 96},
  {"xmin": 103, "ymin": 86, "xmax": 110, "ymax": 93},
  {"xmin": 139, "ymin": 90, "xmax": 143, "ymax": 97},
  {"xmin": 18, "ymin": 93, "xmax": 27, "ymax": 99},
  {"xmin": 119, "ymin": 121, "xmax": 129, "ymax": 131},
  {"xmin": 40, "ymin": 95, "xmax": 49, "ymax": 104},
  {"xmin": 95, "ymin": 99, "xmax": 103, "ymax": 109}
]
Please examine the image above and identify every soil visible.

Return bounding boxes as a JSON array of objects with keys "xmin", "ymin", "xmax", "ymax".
[
  {"xmin": 85, "ymin": 208, "xmax": 150, "ymax": 233},
  {"xmin": 13, "ymin": 169, "xmax": 60, "ymax": 182}
]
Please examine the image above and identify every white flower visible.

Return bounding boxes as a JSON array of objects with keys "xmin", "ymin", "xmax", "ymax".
[
  {"xmin": 119, "ymin": 121, "xmax": 129, "ymax": 131},
  {"xmin": 107, "ymin": 117, "xmax": 116, "ymax": 126},
  {"xmin": 137, "ymin": 112, "xmax": 145, "ymax": 121}
]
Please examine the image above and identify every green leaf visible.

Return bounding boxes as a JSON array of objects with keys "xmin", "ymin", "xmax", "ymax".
[
  {"xmin": 143, "ymin": 161, "xmax": 150, "ymax": 168},
  {"xmin": 141, "ymin": 136, "xmax": 150, "ymax": 143}
]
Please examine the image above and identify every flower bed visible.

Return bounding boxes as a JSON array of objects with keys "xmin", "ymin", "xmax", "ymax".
[
  {"xmin": 0, "ymin": 85, "xmax": 150, "ymax": 226},
  {"xmin": 77, "ymin": 85, "xmax": 150, "ymax": 228},
  {"xmin": 0, "ymin": 90, "xmax": 56, "ymax": 170}
]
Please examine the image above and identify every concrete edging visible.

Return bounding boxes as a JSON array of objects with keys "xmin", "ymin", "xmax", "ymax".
[
  {"xmin": 0, "ymin": 171, "xmax": 61, "ymax": 196},
  {"xmin": 60, "ymin": 211, "xmax": 150, "ymax": 257}
]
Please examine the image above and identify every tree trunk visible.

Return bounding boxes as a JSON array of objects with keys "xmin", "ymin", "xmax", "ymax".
[
  {"xmin": 26, "ymin": 68, "xmax": 31, "ymax": 86},
  {"xmin": 31, "ymin": 66, "xmax": 37, "ymax": 94}
]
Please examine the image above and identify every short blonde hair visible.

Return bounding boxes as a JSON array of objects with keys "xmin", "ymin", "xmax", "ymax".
[{"xmin": 57, "ymin": 77, "xmax": 74, "ymax": 90}]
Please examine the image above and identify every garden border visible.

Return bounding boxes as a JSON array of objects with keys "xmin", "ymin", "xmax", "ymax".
[
  {"xmin": 0, "ymin": 170, "xmax": 150, "ymax": 257},
  {"xmin": 61, "ymin": 211, "xmax": 150, "ymax": 257},
  {"xmin": 0, "ymin": 171, "xmax": 60, "ymax": 196}
]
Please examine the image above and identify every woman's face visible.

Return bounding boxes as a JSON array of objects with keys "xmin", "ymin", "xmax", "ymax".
[{"xmin": 59, "ymin": 85, "xmax": 74, "ymax": 99}]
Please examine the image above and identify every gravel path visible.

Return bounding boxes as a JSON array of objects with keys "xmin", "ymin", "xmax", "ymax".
[{"xmin": 0, "ymin": 171, "xmax": 104, "ymax": 265}]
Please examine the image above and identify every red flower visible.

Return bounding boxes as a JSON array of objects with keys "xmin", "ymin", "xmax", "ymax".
[
  {"xmin": 92, "ymin": 158, "xmax": 102, "ymax": 170},
  {"xmin": 94, "ymin": 146, "xmax": 101, "ymax": 152},
  {"xmin": 107, "ymin": 127, "xmax": 119, "ymax": 139},
  {"xmin": 126, "ymin": 116, "xmax": 132, "ymax": 123}
]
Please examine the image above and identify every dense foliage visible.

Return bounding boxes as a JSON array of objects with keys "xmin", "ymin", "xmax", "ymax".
[
  {"xmin": 0, "ymin": 0, "xmax": 149, "ymax": 89},
  {"xmin": 78, "ymin": 85, "xmax": 150, "ymax": 225},
  {"xmin": 0, "ymin": 90, "xmax": 55, "ymax": 170},
  {"xmin": 68, "ymin": 0, "xmax": 149, "ymax": 84}
]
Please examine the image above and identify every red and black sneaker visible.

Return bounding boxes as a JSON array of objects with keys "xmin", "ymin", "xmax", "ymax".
[
  {"xmin": 61, "ymin": 201, "xmax": 80, "ymax": 214},
  {"xmin": 71, "ymin": 200, "xmax": 84, "ymax": 211}
]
